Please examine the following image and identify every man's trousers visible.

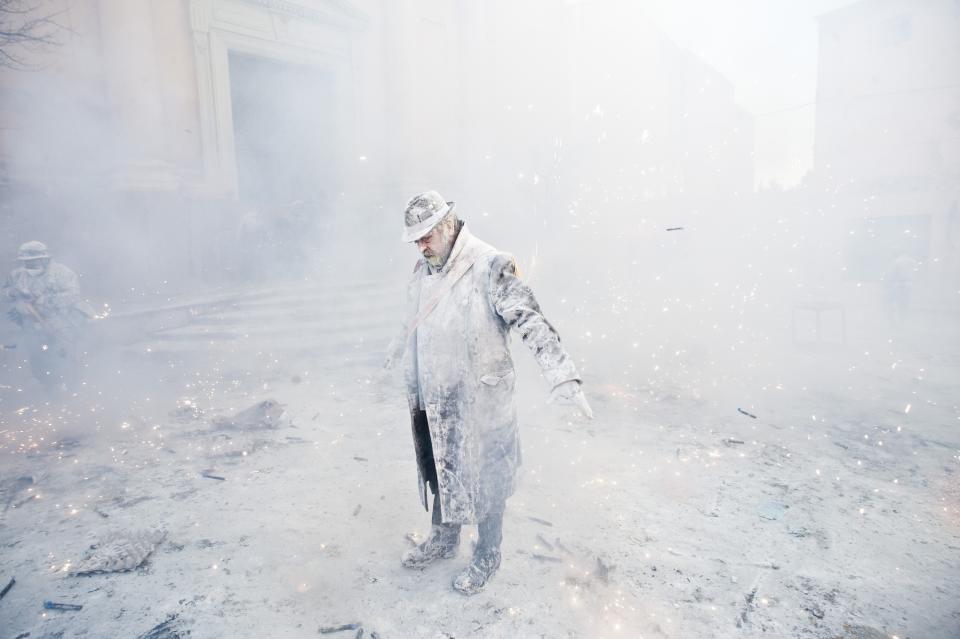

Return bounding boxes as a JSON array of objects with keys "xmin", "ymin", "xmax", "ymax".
[{"xmin": 415, "ymin": 409, "xmax": 504, "ymax": 552}]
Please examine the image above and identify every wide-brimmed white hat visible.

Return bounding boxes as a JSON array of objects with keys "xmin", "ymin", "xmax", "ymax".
[{"xmin": 402, "ymin": 190, "xmax": 455, "ymax": 242}]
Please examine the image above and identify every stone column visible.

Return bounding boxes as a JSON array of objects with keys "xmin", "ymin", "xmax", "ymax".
[{"xmin": 96, "ymin": 0, "xmax": 179, "ymax": 190}]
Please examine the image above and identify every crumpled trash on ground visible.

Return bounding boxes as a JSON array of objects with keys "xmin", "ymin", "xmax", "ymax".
[{"xmin": 70, "ymin": 528, "xmax": 167, "ymax": 575}]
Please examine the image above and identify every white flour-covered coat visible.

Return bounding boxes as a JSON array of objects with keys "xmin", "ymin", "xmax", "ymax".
[
  {"xmin": 400, "ymin": 225, "xmax": 580, "ymax": 524},
  {"xmin": 3, "ymin": 261, "xmax": 94, "ymax": 337}
]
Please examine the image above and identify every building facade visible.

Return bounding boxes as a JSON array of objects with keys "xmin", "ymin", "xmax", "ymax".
[
  {"xmin": 0, "ymin": 0, "xmax": 753, "ymax": 296},
  {"xmin": 0, "ymin": 0, "xmax": 464, "ymax": 291},
  {"xmin": 814, "ymin": 0, "xmax": 960, "ymax": 307}
]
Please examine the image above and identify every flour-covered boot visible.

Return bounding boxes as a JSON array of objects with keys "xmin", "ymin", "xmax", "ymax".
[
  {"xmin": 452, "ymin": 547, "xmax": 501, "ymax": 595},
  {"xmin": 400, "ymin": 524, "xmax": 460, "ymax": 569}
]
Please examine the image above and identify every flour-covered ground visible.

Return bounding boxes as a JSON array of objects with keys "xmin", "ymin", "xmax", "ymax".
[{"xmin": 0, "ymin": 283, "xmax": 958, "ymax": 639}]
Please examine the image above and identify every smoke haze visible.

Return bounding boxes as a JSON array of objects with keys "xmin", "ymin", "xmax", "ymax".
[{"xmin": 0, "ymin": 0, "xmax": 957, "ymax": 637}]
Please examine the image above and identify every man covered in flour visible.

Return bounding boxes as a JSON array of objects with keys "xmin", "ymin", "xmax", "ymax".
[{"xmin": 385, "ymin": 190, "xmax": 593, "ymax": 595}]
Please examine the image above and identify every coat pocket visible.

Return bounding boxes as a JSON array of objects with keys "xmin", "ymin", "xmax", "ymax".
[{"xmin": 480, "ymin": 370, "xmax": 516, "ymax": 387}]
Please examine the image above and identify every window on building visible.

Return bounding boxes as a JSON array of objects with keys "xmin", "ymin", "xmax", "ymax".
[{"xmin": 879, "ymin": 14, "xmax": 912, "ymax": 47}]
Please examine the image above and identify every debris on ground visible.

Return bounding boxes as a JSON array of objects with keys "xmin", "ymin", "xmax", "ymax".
[
  {"xmin": 319, "ymin": 622, "xmax": 361, "ymax": 633},
  {"xmin": 805, "ymin": 604, "xmax": 825, "ymax": 619},
  {"xmin": 212, "ymin": 399, "xmax": 285, "ymax": 431},
  {"xmin": 0, "ymin": 576, "xmax": 14, "ymax": 600},
  {"xmin": 555, "ymin": 538, "xmax": 573, "ymax": 555},
  {"xmin": 737, "ymin": 586, "xmax": 758, "ymax": 627},
  {"xmin": 834, "ymin": 625, "xmax": 893, "ymax": 639},
  {"xmin": 535, "ymin": 533, "xmax": 554, "ymax": 550},
  {"xmin": 594, "ymin": 557, "xmax": 614, "ymax": 584},
  {"xmin": 758, "ymin": 501, "xmax": 788, "ymax": 521},
  {"xmin": 70, "ymin": 529, "xmax": 167, "ymax": 575},
  {"xmin": 530, "ymin": 553, "xmax": 562, "ymax": 563},
  {"xmin": 2, "ymin": 476, "xmax": 35, "ymax": 513},
  {"xmin": 136, "ymin": 614, "xmax": 192, "ymax": 639},
  {"xmin": 528, "ymin": 516, "xmax": 553, "ymax": 527},
  {"xmin": 44, "ymin": 601, "xmax": 83, "ymax": 611}
]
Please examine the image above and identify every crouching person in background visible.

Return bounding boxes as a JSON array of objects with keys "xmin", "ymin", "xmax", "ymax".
[{"xmin": 3, "ymin": 241, "xmax": 95, "ymax": 388}]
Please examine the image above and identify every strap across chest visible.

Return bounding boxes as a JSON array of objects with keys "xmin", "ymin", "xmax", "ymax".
[{"xmin": 405, "ymin": 249, "xmax": 494, "ymax": 344}]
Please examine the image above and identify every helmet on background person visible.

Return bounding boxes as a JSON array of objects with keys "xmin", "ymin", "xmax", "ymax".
[
  {"xmin": 17, "ymin": 241, "xmax": 50, "ymax": 261},
  {"xmin": 402, "ymin": 191, "xmax": 456, "ymax": 243},
  {"xmin": 16, "ymin": 241, "xmax": 51, "ymax": 274}
]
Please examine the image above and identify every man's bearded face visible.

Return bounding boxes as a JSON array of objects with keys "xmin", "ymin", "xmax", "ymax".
[{"xmin": 415, "ymin": 220, "xmax": 455, "ymax": 268}]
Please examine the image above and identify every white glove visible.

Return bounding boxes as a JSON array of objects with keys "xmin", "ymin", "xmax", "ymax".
[{"xmin": 548, "ymin": 380, "xmax": 594, "ymax": 419}]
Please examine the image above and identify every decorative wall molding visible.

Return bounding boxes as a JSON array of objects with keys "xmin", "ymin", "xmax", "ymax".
[
  {"xmin": 238, "ymin": 0, "xmax": 368, "ymax": 27},
  {"xmin": 190, "ymin": 0, "xmax": 214, "ymax": 33}
]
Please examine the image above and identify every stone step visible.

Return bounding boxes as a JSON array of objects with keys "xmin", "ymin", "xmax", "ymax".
[
  {"xmin": 131, "ymin": 332, "xmax": 389, "ymax": 362},
  {"xmin": 108, "ymin": 279, "xmax": 402, "ymax": 347},
  {"xmin": 223, "ymin": 286, "xmax": 399, "ymax": 312},
  {"xmin": 183, "ymin": 299, "xmax": 402, "ymax": 326},
  {"xmin": 112, "ymin": 279, "xmax": 400, "ymax": 321},
  {"xmin": 150, "ymin": 315, "xmax": 397, "ymax": 343}
]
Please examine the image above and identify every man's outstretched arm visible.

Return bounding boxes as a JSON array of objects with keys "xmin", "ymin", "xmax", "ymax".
[{"xmin": 489, "ymin": 253, "xmax": 592, "ymax": 418}]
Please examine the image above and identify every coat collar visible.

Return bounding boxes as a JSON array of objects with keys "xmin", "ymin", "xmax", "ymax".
[{"xmin": 426, "ymin": 223, "xmax": 477, "ymax": 276}]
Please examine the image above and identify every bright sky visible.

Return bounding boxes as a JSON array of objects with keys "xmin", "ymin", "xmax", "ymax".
[{"xmin": 639, "ymin": 0, "xmax": 863, "ymax": 187}]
